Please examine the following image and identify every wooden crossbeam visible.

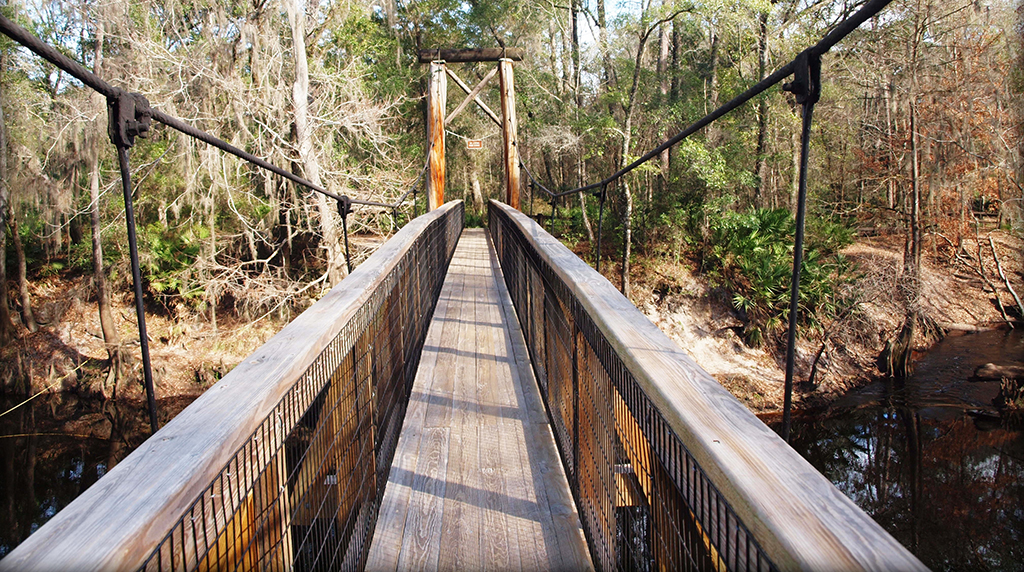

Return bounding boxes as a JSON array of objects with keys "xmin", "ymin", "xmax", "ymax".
[
  {"xmin": 445, "ymin": 66, "xmax": 497, "ymax": 125},
  {"xmin": 418, "ymin": 48, "xmax": 524, "ymax": 63},
  {"xmin": 444, "ymin": 66, "xmax": 502, "ymax": 127}
]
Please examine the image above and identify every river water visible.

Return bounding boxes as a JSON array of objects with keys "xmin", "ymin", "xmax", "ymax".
[
  {"xmin": 765, "ymin": 329, "xmax": 1024, "ymax": 571},
  {"xmin": 0, "ymin": 395, "xmax": 196, "ymax": 558}
]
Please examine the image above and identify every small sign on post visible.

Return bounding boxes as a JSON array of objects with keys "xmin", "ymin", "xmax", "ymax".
[{"xmin": 466, "ymin": 139, "xmax": 483, "ymax": 149}]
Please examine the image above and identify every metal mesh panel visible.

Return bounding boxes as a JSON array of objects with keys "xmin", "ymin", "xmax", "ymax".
[
  {"xmin": 489, "ymin": 203, "xmax": 774, "ymax": 572},
  {"xmin": 142, "ymin": 202, "xmax": 464, "ymax": 572}
]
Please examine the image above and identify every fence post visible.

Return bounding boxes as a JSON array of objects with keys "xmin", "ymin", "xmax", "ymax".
[
  {"xmin": 499, "ymin": 58, "xmax": 520, "ymax": 210},
  {"xmin": 427, "ymin": 61, "xmax": 446, "ymax": 211}
]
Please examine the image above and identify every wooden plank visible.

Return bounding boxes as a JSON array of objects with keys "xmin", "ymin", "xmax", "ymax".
[
  {"xmin": 396, "ymin": 427, "xmax": 450, "ymax": 571},
  {"xmin": 367, "ymin": 245, "xmax": 462, "ymax": 571},
  {"xmin": 418, "ymin": 48, "xmax": 524, "ymax": 63},
  {"xmin": 369, "ymin": 229, "xmax": 593, "ymax": 572},
  {"xmin": 0, "ymin": 202, "xmax": 464, "ymax": 572},
  {"xmin": 485, "ymin": 230, "xmax": 593, "ymax": 571},
  {"xmin": 489, "ymin": 200, "xmax": 927, "ymax": 572},
  {"xmin": 438, "ymin": 242, "xmax": 481, "ymax": 570}
]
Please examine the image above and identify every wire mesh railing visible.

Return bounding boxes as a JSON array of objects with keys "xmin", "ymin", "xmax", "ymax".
[
  {"xmin": 488, "ymin": 199, "xmax": 926, "ymax": 572},
  {"xmin": 0, "ymin": 201, "xmax": 463, "ymax": 572}
]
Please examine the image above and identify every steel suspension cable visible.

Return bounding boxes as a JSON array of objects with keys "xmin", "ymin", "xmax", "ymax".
[
  {"xmin": 0, "ymin": 12, "xmax": 427, "ymax": 433},
  {"xmin": 517, "ymin": 0, "xmax": 892, "ymax": 200}
]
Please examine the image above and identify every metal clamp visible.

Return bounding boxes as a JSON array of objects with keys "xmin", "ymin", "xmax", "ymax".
[
  {"xmin": 107, "ymin": 89, "xmax": 152, "ymax": 148},
  {"xmin": 782, "ymin": 50, "xmax": 821, "ymax": 106}
]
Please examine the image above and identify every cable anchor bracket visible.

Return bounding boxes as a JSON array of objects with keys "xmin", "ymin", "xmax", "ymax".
[
  {"xmin": 782, "ymin": 50, "xmax": 822, "ymax": 106},
  {"xmin": 107, "ymin": 89, "xmax": 153, "ymax": 148}
]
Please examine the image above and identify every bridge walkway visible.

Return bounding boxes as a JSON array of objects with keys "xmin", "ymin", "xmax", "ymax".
[{"xmin": 366, "ymin": 228, "xmax": 594, "ymax": 571}]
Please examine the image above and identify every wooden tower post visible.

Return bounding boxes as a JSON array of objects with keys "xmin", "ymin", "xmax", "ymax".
[
  {"xmin": 498, "ymin": 58, "xmax": 520, "ymax": 210},
  {"xmin": 427, "ymin": 61, "xmax": 447, "ymax": 211}
]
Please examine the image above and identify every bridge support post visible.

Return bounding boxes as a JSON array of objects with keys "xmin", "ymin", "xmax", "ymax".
[
  {"xmin": 499, "ymin": 58, "xmax": 520, "ymax": 210},
  {"xmin": 427, "ymin": 61, "xmax": 446, "ymax": 211}
]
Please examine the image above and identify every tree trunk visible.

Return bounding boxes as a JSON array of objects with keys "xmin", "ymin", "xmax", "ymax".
[
  {"xmin": 619, "ymin": 23, "xmax": 656, "ymax": 298},
  {"xmin": 578, "ymin": 161, "xmax": 594, "ymax": 244},
  {"xmin": 285, "ymin": 0, "xmax": 344, "ymax": 284},
  {"xmin": 754, "ymin": 7, "xmax": 770, "ymax": 208},
  {"xmin": 0, "ymin": 51, "xmax": 14, "ymax": 342},
  {"xmin": 706, "ymin": 28, "xmax": 721, "ymax": 146},
  {"xmin": 908, "ymin": 99, "xmax": 922, "ymax": 278},
  {"xmin": 596, "ymin": 0, "xmax": 613, "ymax": 88},
  {"xmin": 569, "ymin": 0, "xmax": 593, "ymax": 244},
  {"xmin": 658, "ymin": 7, "xmax": 670, "ymax": 192},
  {"xmin": 570, "ymin": 0, "xmax": 582, "ymax": 107},
  {"xmin": 10, "ymin": 216, "xmax": 36, "ymax": 332},
  {"xmin": 87, "ymin": 20, "xmax": 121, "ymax": 364},
  {"xmin": 470, "ymin": 166, "xmax": 484, "ymax": 213}
]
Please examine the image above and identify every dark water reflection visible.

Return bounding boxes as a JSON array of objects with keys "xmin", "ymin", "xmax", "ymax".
[
  {"xmin": 0, "ymin": 394, "xmax": 196, "ymax": 557},
  {"xmin": 766, "ymin": 329, "xmax": 1024, "ymax": 571}
]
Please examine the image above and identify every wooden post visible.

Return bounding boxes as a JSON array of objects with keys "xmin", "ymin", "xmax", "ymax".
[
  {"xmin": 499, "ymin": 58, "xmax": 520, "ymax": 210},
  {"xmin": 427, "ymin": 61, "xmax": 446, "ymax": 211}
]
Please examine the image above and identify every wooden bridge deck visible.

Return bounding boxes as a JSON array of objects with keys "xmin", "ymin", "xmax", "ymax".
[{"xmin": 366, "ymin": 228, "xmax": 593, "ymax": 571}]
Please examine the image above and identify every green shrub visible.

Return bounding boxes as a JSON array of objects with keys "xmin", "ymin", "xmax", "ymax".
[
  {"xmin": 700, "ymin": 207, "xmax": 855, "ymax": 347},
  {"xmin": 141, "ymin": 223, "xmax": 206, "ymax": 303}
]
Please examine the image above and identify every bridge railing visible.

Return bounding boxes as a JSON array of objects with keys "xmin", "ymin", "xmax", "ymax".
[
  {"xmin": 489, "ymin": 200, "xmax": 925, "ymax": 572},
  {"xmin": 0, "ymin": 201, "xmax": 464, "ymax": 572}
]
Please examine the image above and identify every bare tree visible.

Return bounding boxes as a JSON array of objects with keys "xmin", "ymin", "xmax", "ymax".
[{"xmin": 284, "ymin": 0, "xmax": 345, "ymax": 285}]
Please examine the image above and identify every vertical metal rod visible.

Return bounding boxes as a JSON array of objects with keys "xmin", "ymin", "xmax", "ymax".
[
  {"xmin": 116, "ymin": 144, "xmax": 159, "ymax": 434},
  {"xmin": 341, "ymin": 210, "xmax": 353, "ymax": 274},
  {"xmin": 782, "ymin": 97, "xmax": 817, "ymax": 442},
  {"xmin": 595, "ymin": 185, "xmax": 606, "ymax": 272}
]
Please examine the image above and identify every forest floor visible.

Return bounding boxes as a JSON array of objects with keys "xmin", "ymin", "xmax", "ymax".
[
  {"xmin": 0, "ymin": 273, "xmax": 284, "ymax": 403},
  {"xmin": 1, "ymin": 229, "xmax": 1020, "ymax": 417},
  {"xmin": 611, "ymin": 228, "xmax": 1023, "ymax": 413}
]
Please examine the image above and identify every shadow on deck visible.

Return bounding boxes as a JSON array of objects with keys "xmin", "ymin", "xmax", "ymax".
[{"xmin": 366, "ymin": 228, "xmax": 593, "ymax": 571}]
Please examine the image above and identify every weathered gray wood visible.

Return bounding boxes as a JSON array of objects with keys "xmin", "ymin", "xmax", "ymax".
[
  {"xmin": 367, "ymin": 229, "xmax": 593, "ymax": 572},
  {"xmin": 489, "ymin": 200, "xmax": 928, "ymax": 572},
  {"xmin": 419, "ymin": 48, "xmax": 524, "ymax": 63},
  {"xmin": 396, "ymin": 426, "xmax": 450, "ymax": 571},
  {"xmin": 0, "ymin": 202, "xmax": 463, "ymax": 572}
]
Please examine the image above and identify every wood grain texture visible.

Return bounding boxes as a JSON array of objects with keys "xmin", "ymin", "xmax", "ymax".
[
  {"xmin": 366, "ymin": 229, "xmax": 593, "ymax": 572},
  {"xmin": 426, "ymin": 62, "xmax": 446, "ymax": 211},
  {"xmin": 498, "ymin": 59, "xmax": 520, "ymax": 210},
  {"xmin": 0, "ymin": 203, "xmax": 463, "ymax": 572},
  {"xmin": 489, "ymin": 200, "xmax": 927, "ymax": 572}
]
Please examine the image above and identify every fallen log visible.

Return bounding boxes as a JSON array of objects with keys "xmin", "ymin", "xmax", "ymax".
[{"xmin": 974, "ymin": 362, "xmax": 1024, "ymax": 381}]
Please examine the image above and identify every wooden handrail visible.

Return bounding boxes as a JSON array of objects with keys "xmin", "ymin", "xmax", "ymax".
[
  {"xmin": 489, "ymin": 200, "xmax": 927, "ymax": 571},
  {"xmin": 0, "ymin": 201, "xmax": 463, "ymax": 572}
]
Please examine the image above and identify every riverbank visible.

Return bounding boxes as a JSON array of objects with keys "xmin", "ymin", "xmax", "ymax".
[
  {"xmin": 627, "ymin": 229, "xmax": 1022, "ymax": 414},
  {"xmin": 0, "ymin": 271, "xmax": 284, "ymax": 402}
]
